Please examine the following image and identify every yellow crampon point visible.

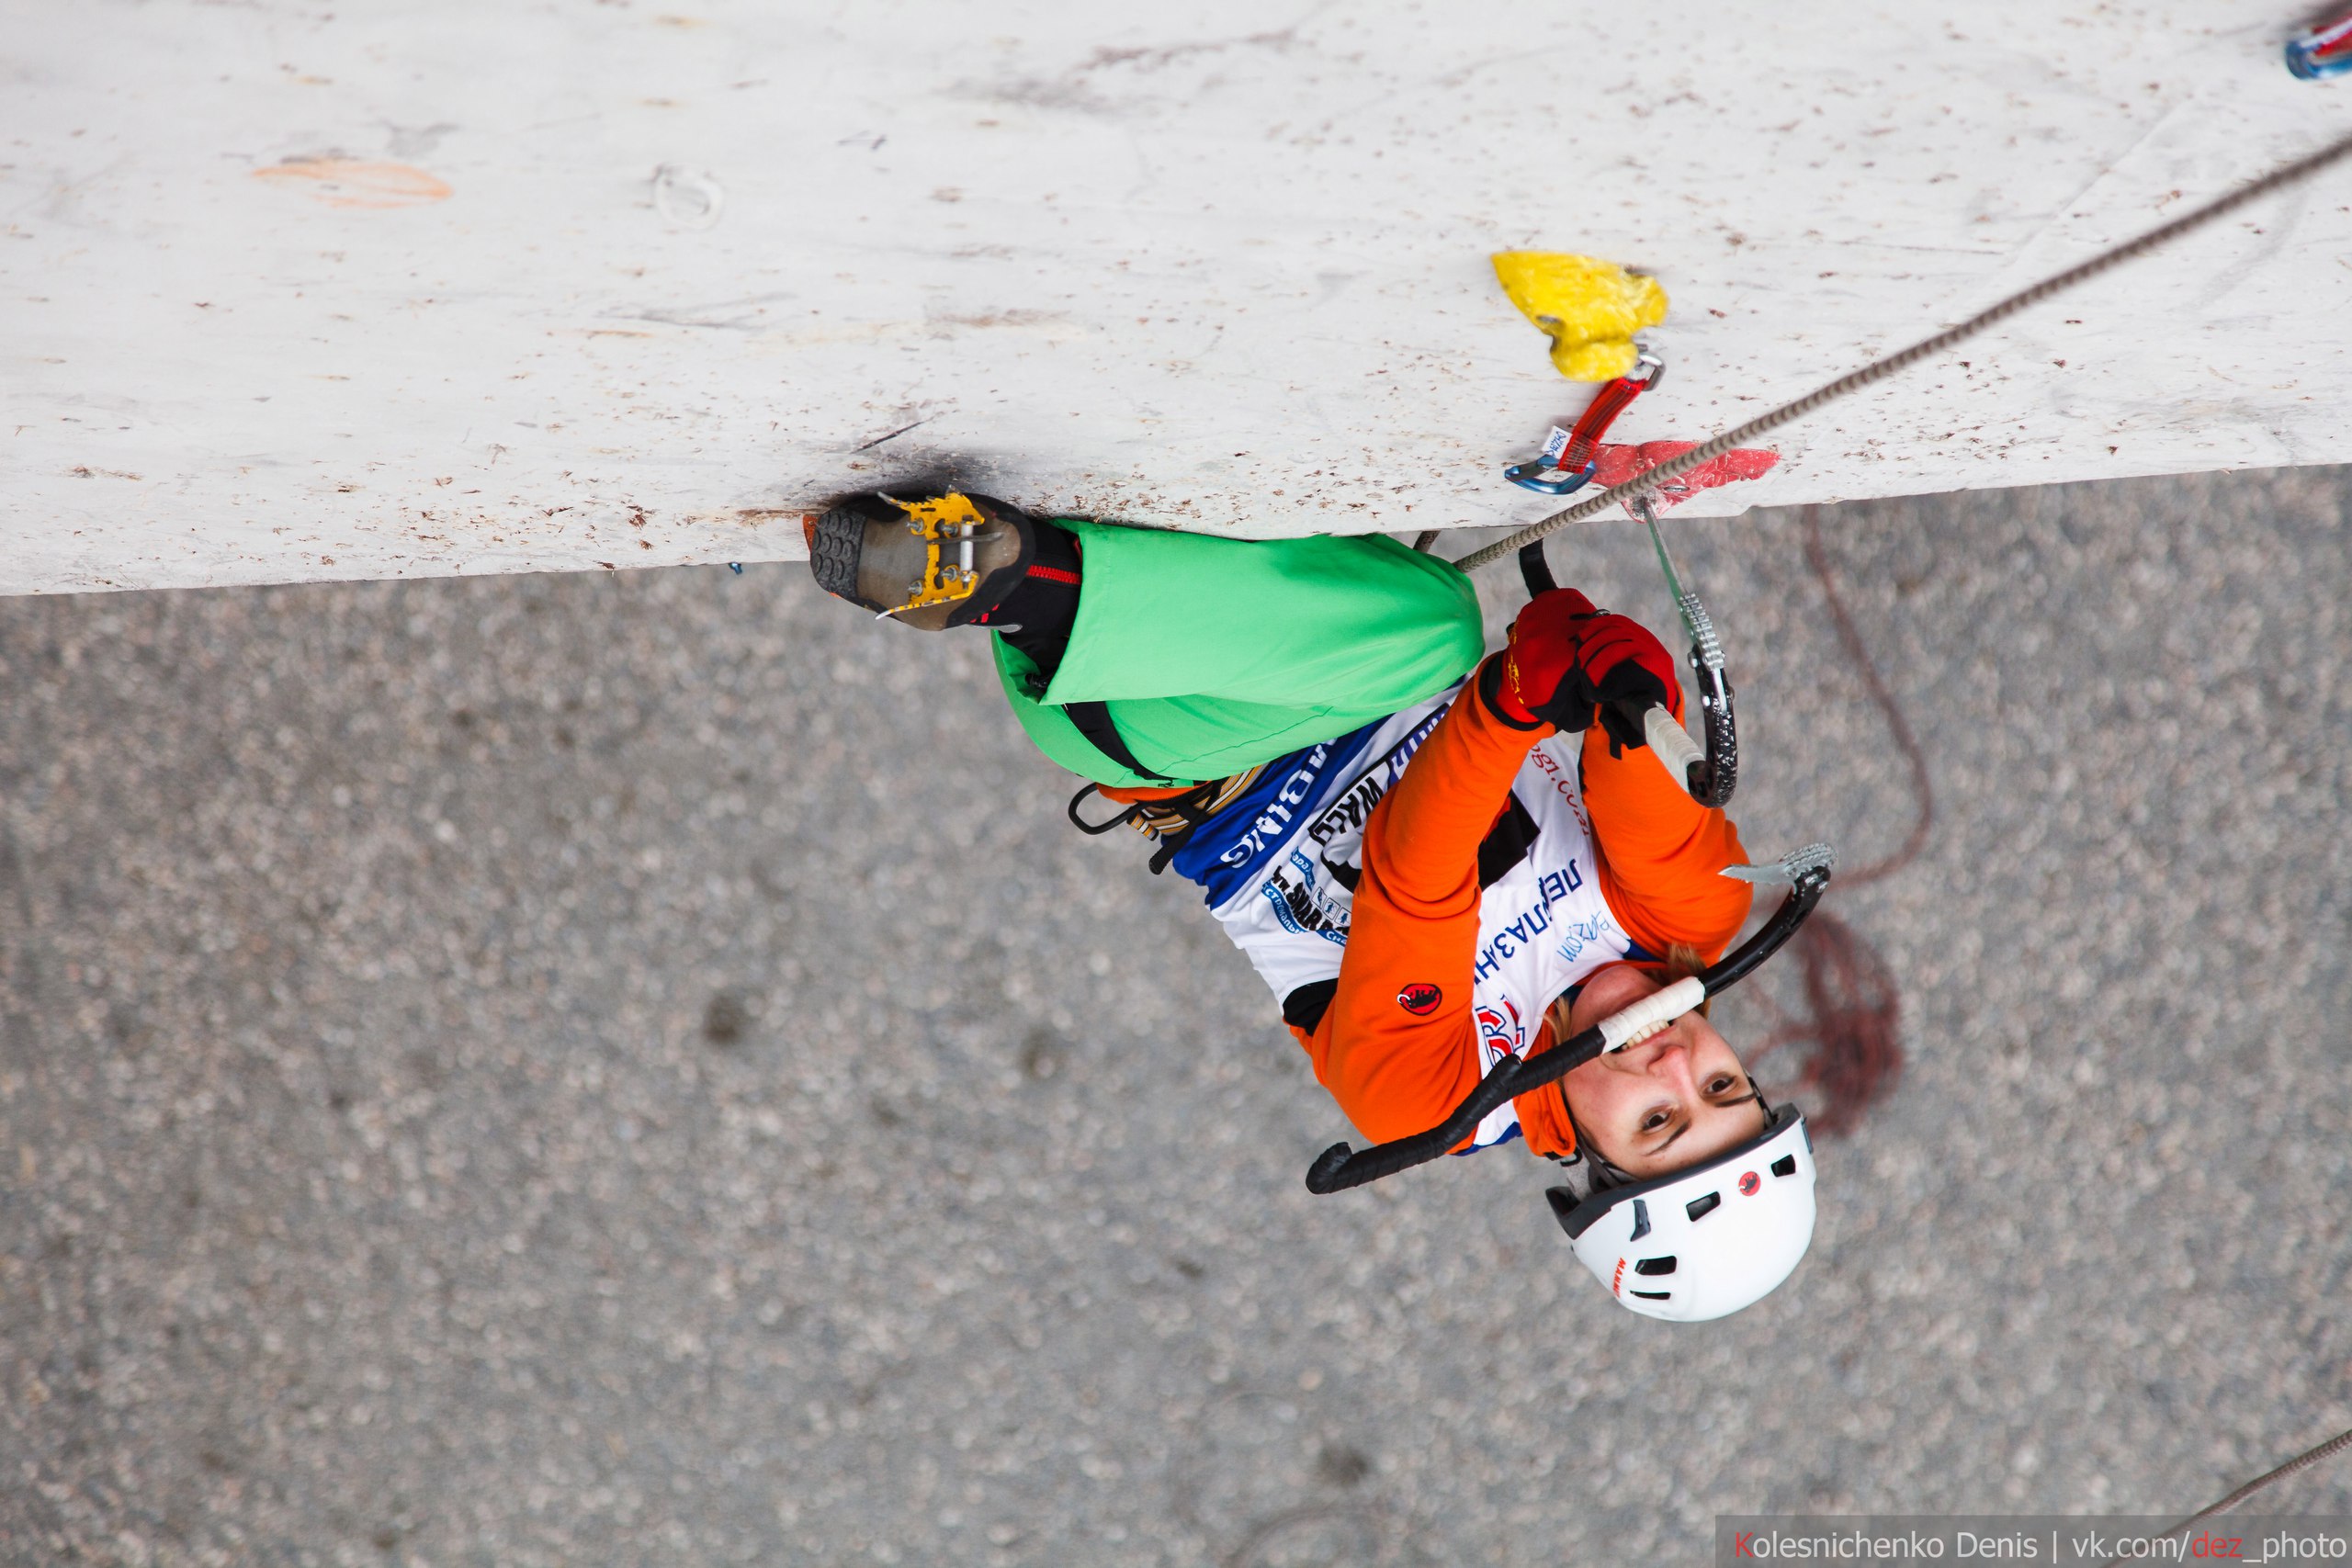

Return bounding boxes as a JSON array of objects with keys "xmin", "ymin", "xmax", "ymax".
[
  {"xmin": 883, "ymin": 491, "xmax": 989, "ymax": 613},
  {"xmin": 1491, "ymin": 252, "xmax": 1669, "ymax": 381}
]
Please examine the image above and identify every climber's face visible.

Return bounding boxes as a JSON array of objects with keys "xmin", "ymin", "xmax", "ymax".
[{"xmin": 1557, "ymin": 963, "xmax": 1767, "ymax": 1179}]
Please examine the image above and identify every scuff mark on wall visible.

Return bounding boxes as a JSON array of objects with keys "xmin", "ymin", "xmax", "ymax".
[
  {"xmin": 852, "ymin": 416, "xmax": 938, "ymax": 451},
  {"xmin": 252, "ymin": 157, "xmax": 451, "ymax": 209},
  {"xmin": 651, "ymin": 164, "xmax": 725, "ymax": 230},
  {"xmin": 605, "ymin": 293, "xmax": 796, "ymax": 331}
]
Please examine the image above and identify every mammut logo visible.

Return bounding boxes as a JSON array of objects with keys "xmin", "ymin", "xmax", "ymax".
[
  {"xmin": 1611, "ymin": 1258, "xmax": 1626, "ymax": 1296},
  {"xmin": 1738, "ymin": 1171, "xmax": 1760, "ymax": 1196},
  {"xmin": 1396, "ymin": 982, "xmax": 1442, "ymax": 1016}
]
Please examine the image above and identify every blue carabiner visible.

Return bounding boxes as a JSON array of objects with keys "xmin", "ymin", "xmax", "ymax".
[
  {"xmin": 1505, "ymin": 457, "xmax": 1596, "ymax": 497},
  {"xmin": 2287, "ymin": 6, "xmax": 2352, "ymax": 77},
  {"xmin": 1503, "ymin": 345, "xmax": 1665, "ymax": 496}
]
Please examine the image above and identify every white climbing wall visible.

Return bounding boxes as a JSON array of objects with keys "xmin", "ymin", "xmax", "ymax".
[{"xmin": 6, "ymin": 1, "xmax": 2350, "ymax": 594}]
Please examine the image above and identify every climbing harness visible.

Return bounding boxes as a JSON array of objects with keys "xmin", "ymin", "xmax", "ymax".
[
  {"xmin": 1452, "ymin": 126, "xmax": 2352, "ymax": 575},
  {"xmin": 1067, "ymin": 783, "xmax": 1148, "ymax": 836},
  {"xmin": 1502, "ymin": 350, "xmax": 1665, "ymax": 496},
  {"xmin": 1306, "ymin": 842, "xmax": 1836, "ymax": 1194},
  {"xmin": 1067, "ymin": 768, "xmax": 1267, "ymax": 874}
]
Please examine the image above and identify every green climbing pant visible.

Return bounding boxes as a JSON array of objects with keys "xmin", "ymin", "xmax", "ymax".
[{"xmin": 992, "ymin": 523, "xmax": 1487, "ymax": 787}]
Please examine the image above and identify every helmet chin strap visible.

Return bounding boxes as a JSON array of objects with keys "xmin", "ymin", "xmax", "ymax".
[
  {"xmin": 1558, "ymin": 1085, "xmax": 1769, "ymax": 1200},
  {"xmin": 1558, "ymin": 1109, "xmax": 1633, "ymax": 1194}
]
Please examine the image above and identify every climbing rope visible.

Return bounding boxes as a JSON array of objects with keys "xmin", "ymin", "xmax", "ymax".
[
  {"xmin": 1453, "ymin": 125, "xmax": 2352, "ymax": 574},
  {"xmin": 2098, "ymin": 1424, "xmax": 2352, "ymax": 1567}
]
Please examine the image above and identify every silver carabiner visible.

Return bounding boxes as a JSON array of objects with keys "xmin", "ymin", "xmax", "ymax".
[{"xmin": 1626, "ymin": 345, "xmax": 1667, "ymax": 394}]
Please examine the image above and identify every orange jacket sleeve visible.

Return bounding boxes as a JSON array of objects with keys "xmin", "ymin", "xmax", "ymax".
[
  {"xmin": 1292, "ymin": 659, "xmax": 1561, "ymax": 1148},
  {"xmin": 1581, "ymin": 726, "xmax": 1753, "ymax": 963}
]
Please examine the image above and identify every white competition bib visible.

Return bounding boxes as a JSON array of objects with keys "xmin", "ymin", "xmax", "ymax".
[{"xmin": 1166, "ymin": 686, "xmax": 1634, "ymax": 1151}]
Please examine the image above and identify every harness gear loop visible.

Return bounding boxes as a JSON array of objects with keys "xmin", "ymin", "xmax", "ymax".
[
  {"xmin": 1069, "ymin": 768, "xmax": 1270, "ymax": 873},
  {"xmin": 1066, "ymin": 783, "xmax": 1145, "ymax": 835}
]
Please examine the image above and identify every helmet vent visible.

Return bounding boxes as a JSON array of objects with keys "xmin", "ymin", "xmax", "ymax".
[
  {"xmin": 1634, "ymin": 1257, "xmax": 1677, "ymax": 1276},
  {"xmin": 1770, "ymin": 1154, "xmax": 1797, "ymax": 1178},
  {"xmin": 1631, "ymin": 1290, "xmax": 1671, "ymax": 1301},
  {"xmin": 1626, "ymin": 1199, "xmax": 1652, "ymax": 1241},
  {"xmin": 1685, "ymin": 1192, "xmax": 1722, "ymax": 1222}
]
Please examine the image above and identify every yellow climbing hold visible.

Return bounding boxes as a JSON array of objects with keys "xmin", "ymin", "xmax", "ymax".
[{"xmin": 1490, "ymin": 252, "xmax": 1668, "ymax": 381}]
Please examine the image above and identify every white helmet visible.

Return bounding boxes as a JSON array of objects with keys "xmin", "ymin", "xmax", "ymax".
[{"xmin": 1545, "ymin": 1105, "xmax": 1816, "ymax": 1323}]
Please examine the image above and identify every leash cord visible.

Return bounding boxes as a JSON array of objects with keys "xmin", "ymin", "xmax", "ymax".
[{"xmin": 1452, "ymin": 125, "xmax": 2352, "ymax": 575}]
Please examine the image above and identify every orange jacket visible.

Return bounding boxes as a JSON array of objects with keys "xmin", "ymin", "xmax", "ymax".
[{"xmin": 1292, "ymin": 657, "xmax": 1750, "ymax": 1158}]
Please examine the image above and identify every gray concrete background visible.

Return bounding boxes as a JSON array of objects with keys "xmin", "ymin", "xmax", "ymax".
[{"xmin": 3, "ymin": 468, "xmax": 2349, "ymax": 1566}]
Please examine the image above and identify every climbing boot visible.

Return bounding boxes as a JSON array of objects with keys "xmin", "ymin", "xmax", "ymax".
[{"xmin": 805, "ymin": 491, "xmax": 1037, "ymax": 630}]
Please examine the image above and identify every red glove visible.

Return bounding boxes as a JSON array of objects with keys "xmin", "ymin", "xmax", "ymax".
[
  {"xmin": 1491, "ymin": 588, "xmax": 1598, "ymax": 725},
  {"xmin": 1490, "ymin": 589, "xmax": 1680, "ymax": 750}
]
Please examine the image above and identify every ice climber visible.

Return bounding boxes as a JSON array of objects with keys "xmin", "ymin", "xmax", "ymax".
[{"xmin": 804, "ymin": 491, "xmax": 1820, "ymax": 1323}]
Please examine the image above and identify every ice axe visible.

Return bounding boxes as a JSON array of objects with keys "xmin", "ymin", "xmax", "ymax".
[{"xmin": 1515, "ymin": 494, "xmax": 1737, "ymax": 809}]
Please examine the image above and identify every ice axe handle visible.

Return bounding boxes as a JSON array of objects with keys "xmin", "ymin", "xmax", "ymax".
[{"xmin": 1642, "ymin": 705, "xmax": 1709, "ymax": 800}]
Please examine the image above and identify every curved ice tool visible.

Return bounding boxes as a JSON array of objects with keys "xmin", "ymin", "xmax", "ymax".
[{"xmin": 1304, "ymin": 841, "xmax": 1836, "ymax": 1194}]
